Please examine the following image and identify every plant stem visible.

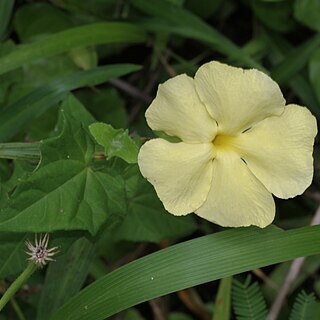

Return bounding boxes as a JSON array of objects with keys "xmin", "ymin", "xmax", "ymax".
[
  {"xmin": 10, "ymin": 297, "xmax": 26, "ymax": 320},
  {"xmin": 0, "ymin": 263, "xmax": 37, "ymax": 312}
]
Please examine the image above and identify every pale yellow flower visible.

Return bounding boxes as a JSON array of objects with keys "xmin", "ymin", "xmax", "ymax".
[{"xmin": 138, "ymin": 61, "xmax": 317, "ymax": 228}]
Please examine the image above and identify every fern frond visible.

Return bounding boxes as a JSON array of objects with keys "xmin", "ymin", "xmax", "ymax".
[
  {"xmin": 232, "ymin": 275, "xmax": 267, "ymax": 320},
  {"xmin": 289, "ymin": 290, "xmax": 316, "ymax": 320}
]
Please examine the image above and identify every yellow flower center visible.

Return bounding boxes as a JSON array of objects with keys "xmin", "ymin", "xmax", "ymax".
[{"xmin": 212, "ymin": 134, "xmax": 237, "ymax": 151}]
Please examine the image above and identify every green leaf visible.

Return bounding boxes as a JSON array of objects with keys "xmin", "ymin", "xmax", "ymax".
[
  {"xmin": 131, "ymin": 0, "xmax": 263, "ymax": 70},
  {"xmin": 113, "ymin": 165, "xmax": 196, "ymax": 243},
  {"xmin": 37, "ymin": 237, "xmax": 96, "ymax": 320},
  {"xmin": 294, "ymin": 0, "xmax": 320, "ymax": 31},
  {"xmin": 213, "ymin": 277, "xmax": 232, "ymax": 320},
  {"xmin": 0, "ymin": 64, "xmax": 141, "ymax": 142},
  {"xmin": 89, "ymin": 123, "xmax": 139, "ymax": 164},
  {"xmin": 51, "ymin": 225, "xmax": 320, "ymax": 320},
  {"xmin": 232, "ymin": 275, "xmax": 267, "ymax": 320},
  {"xmin": 0, "ymin": 22, "xmax": 146, "ymax": 75},
  {"xmin": 289, "ymin": 291, "xmax": 316, "ymax": 320},
  {"xmin": 0, "ymin": 105, "xmax": 126, "ymax": 235},
  {"xmin": 0, "ymin": 0, "xmax": 14, "ymax": 41}
]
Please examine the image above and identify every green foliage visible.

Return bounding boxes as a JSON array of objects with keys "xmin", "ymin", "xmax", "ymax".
[
  {"xmin": 0, "ymin": 64, "xmax": 141, "ymax": 142},
  {"xmin": 0, "ymin": 0, "xmax": 319, "ymax": 319},
  {"xmin": 0, "ymin": 101, "xmax": 126, "ymax": 235},
  {"xmin": 37, "ymin": 237, "xmax": 96, "ymax": 319},
  {"xmin": 112, "ymin": 164, "xmax": 196, "ymax": 243},
  {"xmin": 289, "ymin": 291, "xmax": 316, "ymax": 320},
  {"xmin": 0, "ymin": 22, "xmax": 146, "ymax": 75},
  {"xmin": 232, "ymin": 276, "xmax": 268, "ymax": 320},
  {"xmin": 51, "ymin": 225, "xmax": 320, "ymax": 320},
  {"xmin": 89, "ymin": 122, "xmax": 139, "ymax": 164}
]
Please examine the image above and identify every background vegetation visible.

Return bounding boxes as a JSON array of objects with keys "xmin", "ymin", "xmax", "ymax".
[{"xmin": 0, "ymin": 0, "xmax": 319, "ymax": 319}]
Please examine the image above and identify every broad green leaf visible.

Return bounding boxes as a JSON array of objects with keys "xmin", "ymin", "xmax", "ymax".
[
  {"xmin": 213, "ymin": 277, "xmax": 232, "ymax": 320},
  {"xmin": 0, "ymin": 64, "xmax": 141, "ymax": 142},
  {"xmin": 51, "ymin": 225, "xmax": 320, "ymax": 320},
  {"xmin": 0, "ymin": 22, "xmax": 146, "ymax": 75},
  {"xmin": 131, "ymin": 0, "xmax": 263, "ymax": 70},
  {"xmin": 89, "ymin": 122, "xmax": 139, "ymax": 164},
  {"xmin": 37, "ymin": 237, "xmax": 96, "ymax": 320},
  {"xmin": 113, "ymin": 165, "xmax": 196, "ymax": 243},
  {"xmin": 0, "ymin": 106, "xmax": 126, "ymax": 235},
  {"xmin": 14, "ymin": 3, "xmax": 73, "ymax": 42},
  {"xmin": 0, "ymin": 0, "xmax": 14, "ymax": 41},
  {"xmin": 294, "ymin": 0, "xmax": 320, "ymax": 31}
]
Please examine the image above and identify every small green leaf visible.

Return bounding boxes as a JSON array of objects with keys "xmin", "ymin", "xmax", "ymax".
[
  {"xmin": 89, "ymin": 123, "xmax": 139, "ymax": 164},
  {"xmin": 289, "ymin": 290, "xmax": 316, "ymax": 320}
]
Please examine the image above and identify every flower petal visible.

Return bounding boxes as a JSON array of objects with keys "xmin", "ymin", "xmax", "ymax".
[
  {"xmin": 233, "ymin": 105, "xmax": 317, "ymax": 199},
  {"xmin": 146, "ymin": 74, "xmax": 217, "ymax": 143},
  {"xmin": 138, "ymin": 139, "xmax": 214, "ymax": 215},
  {"xmin": 194, "ymin": 61, "xmax": 286, "ymax": 134},
  {"xmin": 195, "ymin": 151, "xmax": 275, "ymax": 227}
]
